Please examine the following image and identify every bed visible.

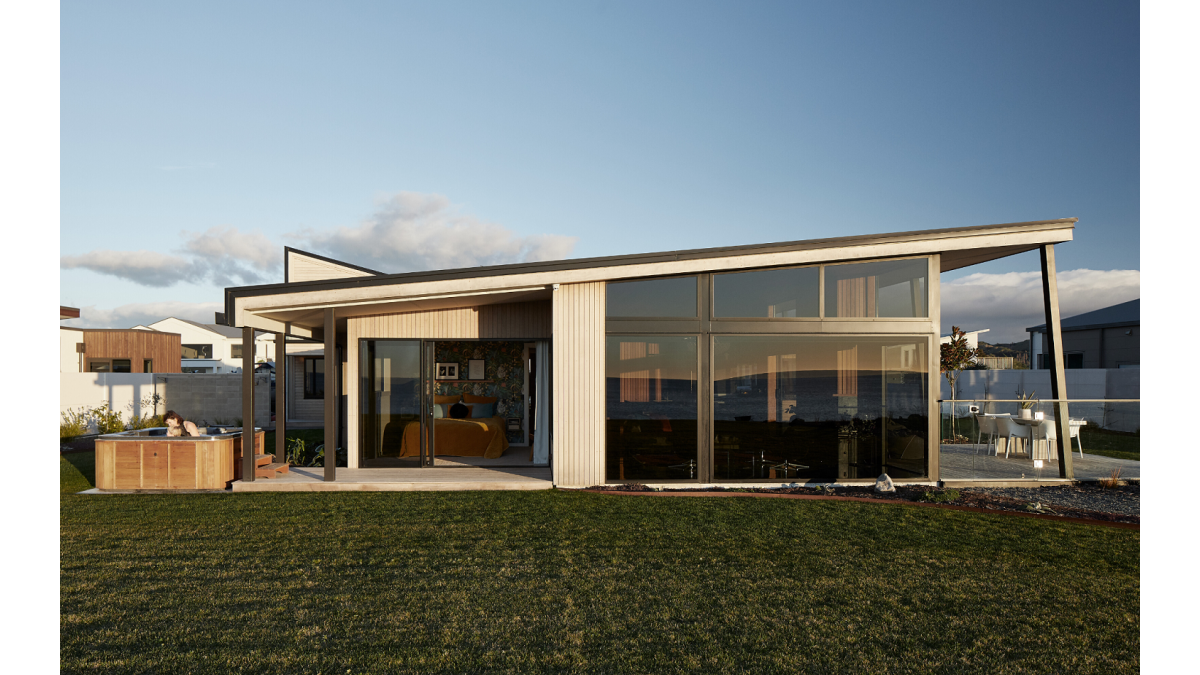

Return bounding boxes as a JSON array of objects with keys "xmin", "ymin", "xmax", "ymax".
[{"xmin": 392, "ymin": 416, "xmax": 510, "ymax": 459}]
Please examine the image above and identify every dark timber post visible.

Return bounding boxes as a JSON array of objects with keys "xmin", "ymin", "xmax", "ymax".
[
  {"xmin": 275, "ymin": 331, "xmax": 286, "ymax": 466},
  {"xmin": 242, "ymin": 325, "xmax": 256, "ymax": 482},
  {"xmin": 1040, "ymin": 245, "xmax": 1074, "ymax": 479},
  {"xmin": 324, "ymin": 308, "xmax": 337, "ymax": 482}
]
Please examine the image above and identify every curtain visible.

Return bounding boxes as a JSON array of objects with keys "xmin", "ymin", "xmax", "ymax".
[{"xmin": 532, "ymin": 340, "xmax": 551, "ymax": 465}]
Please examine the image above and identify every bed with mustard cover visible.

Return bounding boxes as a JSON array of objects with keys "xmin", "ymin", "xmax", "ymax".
[{"xmin": 394, "ymin": 393, "xmax": 510, "ymax": 459}]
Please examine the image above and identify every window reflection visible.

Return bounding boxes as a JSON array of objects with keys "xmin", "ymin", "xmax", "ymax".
[
  {"xmin": 606, "ymin": 277, "xmax": 697, "ymax": 317},
  {"xmin": 713, "ymin": 336, "xmax": 928, "ymax": 481},
  {"xmin": 606, "ymin": 336, "xmax": 698, "ymax": 480},
  {"xmin": 824, "ymin": 259, "xmax": 928, "ymax": 318},
  {"xmin": 713, "ymin": 266, "xmax": 819, "ymax": 318}
]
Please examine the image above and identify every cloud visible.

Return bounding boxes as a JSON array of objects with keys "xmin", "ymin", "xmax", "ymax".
[
  {"xmin": 292, "ymin": 192, "xmax": 579, "ymax": 272},
  {"xmin": 62, "ymin": 227, "xmax": 282, "ymax": 287},
  {"xmin": 60, "ymin": 301, "xmax": 225, "ymax": 329},
  {"xmin": 60, "ymin": 192, "xmax": 579, "ymax": 289},
  {"xmin": 941, "ymin": 269, "xmax": 1140, "ymax": 343}
]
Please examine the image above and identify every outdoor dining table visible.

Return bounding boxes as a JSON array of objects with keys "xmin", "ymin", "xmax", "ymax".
[{"xmin": 1010, "ymin": 416, "xmax": 1087, "ymax": 461}]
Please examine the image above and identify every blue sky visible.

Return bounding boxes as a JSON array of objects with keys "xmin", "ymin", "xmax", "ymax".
[{"xmin": 59, "ymin": 0, "xmax": 1140, "ymax": 341}]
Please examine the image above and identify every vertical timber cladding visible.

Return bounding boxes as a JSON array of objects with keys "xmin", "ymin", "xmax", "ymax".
[
  {"xmin": 552, "ymin": 283, "xmax": 605, "ymax": 488},
  {"xmin": 344, "ymin": 300, "xmax": 551, "ymax": 466}
]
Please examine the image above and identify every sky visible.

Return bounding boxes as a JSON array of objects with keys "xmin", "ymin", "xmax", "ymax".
[{"xmin": 59, "ymin": 0, "xmax": 1140, "ymax": 342}]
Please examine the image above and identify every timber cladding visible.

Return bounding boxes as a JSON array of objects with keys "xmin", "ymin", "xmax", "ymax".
[
  {"xmin": 551, "ymin": 283, "xmax": 605, "ymax": 488},
  {"xmin": 83, "ymin": 330, "xmax": 181, "ymax": 373}
]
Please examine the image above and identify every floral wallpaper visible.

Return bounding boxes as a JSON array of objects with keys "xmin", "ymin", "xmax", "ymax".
[{"xmin": 434, "ymin": 341, "xmax": 527, "ymax": 444}]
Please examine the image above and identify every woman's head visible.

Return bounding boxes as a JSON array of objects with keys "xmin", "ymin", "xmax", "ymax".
[{"xmin": 164, "ymin": 410, "xmax": 183, "ymax": 426}]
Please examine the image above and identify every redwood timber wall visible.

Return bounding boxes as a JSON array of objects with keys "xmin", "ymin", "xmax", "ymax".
[
  {"xmin": 345, "ymin": 300, "xmax": 552, "ymax": 466},
  {"xmin": 551, "ymin": 282, "xmax": 605, "ymax": 488},
  {"xmin": 84, "ymin": 331, "xmax": 182, "ymax": 373}
]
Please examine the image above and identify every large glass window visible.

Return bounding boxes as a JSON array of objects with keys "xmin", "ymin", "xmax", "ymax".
[
  {"xmin": 359, "ymin": 340, "xmax": 422, "ymax": 466},
  {"xmin": 304, "ymin": 358, "xmax": 325, "ymax": 399},
  {"xmin": 182, "ymin": 344, "xmax": 213, "ymax": 359},
  {"xmin": 605, "ymin": 336, "xmax": 698, "ymax": 480},
  {"xmin": 713, "ymin": 336, "xmax": 928, "ymax": 481},
  {"xmin": 606, "ymin": 277, "xmax": 697, "ymax": 318},
  {"xmin": 713, "ymin": 266, "xmax": 819, "ymax": 318},
  {"xmin": 112, "ymin": 359, "xmax": 132, "ymax": 373},
  {"xmin": 824, "ymin": 259, "xmax": 928, "ymax": 318}
]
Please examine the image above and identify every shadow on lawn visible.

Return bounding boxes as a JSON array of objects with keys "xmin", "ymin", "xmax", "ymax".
[{"xmin": 61, "ymin": 451, "xmax": 95, "ymax": 492}]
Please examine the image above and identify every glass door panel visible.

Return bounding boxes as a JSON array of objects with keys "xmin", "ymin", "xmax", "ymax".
[{"xmin": 359, "ymin": 339, "xmax": 424, "ymax": 468}]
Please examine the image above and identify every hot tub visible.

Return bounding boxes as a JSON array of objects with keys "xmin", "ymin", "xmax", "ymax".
[{"xmin": 94, "ymin": 427, "xmax": 264, "ymax": 490}]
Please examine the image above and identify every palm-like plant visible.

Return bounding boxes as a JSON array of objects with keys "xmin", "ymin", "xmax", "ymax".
[{"xmin": 940, "ymin": 326, "xmax": 978, "ymax": 440}]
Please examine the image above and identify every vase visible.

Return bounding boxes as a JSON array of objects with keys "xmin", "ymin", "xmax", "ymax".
[{"xmin": 1019, "ymin": 408, "xmax": 1032, "ymax": 420}]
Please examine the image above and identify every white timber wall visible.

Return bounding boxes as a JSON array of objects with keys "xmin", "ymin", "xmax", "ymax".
[
  {"xmin": 61, "ymin": 373, "xmax": 270, "ymax": 428},
  {"xmin": 551, "ymin": 282, "xmax": 605, "ymax": 488},
  {"xmin": 345, "ymin": 301, "xmax": 552, "ymax": 467}
]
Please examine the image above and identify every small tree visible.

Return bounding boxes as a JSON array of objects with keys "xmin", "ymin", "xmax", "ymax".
[{"xmin": 940, "ymin": 326, "xmax": 978, "ymax": 439}]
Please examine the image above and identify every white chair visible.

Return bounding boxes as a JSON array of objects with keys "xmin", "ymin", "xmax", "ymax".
[
  {"xmin": 1040, "ymin": 419, "xmax": 1085, "ymax": 459},
  {"xmin": 996, "ymin": 417, "xmax": 1035, "ymax": 459},
  {"xmin": 975, "ymin": 415, "xmax": 997, "ymax": 455}
]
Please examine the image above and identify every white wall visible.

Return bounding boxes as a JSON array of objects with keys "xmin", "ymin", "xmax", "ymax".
[
  {"xmin": 948, "ymin": 368, "xmax": 1140, "ymax": 432},
  {"xmin": 61, "ymin": 372, "xmax": 271, "ymax": 429},
  {"xmin": 61, "ymin": 329, "xmax": 84, "ymax": 373},
  {"xmin": 146, "ymin": 318, "xmax": 277, "ymax": 372}
]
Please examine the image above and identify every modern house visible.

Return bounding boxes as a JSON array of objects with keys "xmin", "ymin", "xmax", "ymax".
[
  {"xmin": 135, "ymin": 317, "xmax": 277, "ymax": 373},
  {"xmin": 1027, "ymin": 298, "xmax": 1139, "ymax": 370},
  {"xmin": 222, "ymin": 218, "xmax": 1083, "ymax": 488},
  {"xmin": 60, "ymin": 327, "xmax": 182, "ymax": 374}
]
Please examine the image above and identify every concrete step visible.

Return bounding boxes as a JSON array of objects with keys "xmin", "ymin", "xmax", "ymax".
[{"xmin": 255, "ymin": 462, "xmax": 290, "ymax": 479}]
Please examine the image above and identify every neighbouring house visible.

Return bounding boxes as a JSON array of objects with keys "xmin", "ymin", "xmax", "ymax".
[
  {"xmin": 939, "ymin": 328, "xmax": 989, "ymax": 351},
  {"xmin": 61, "ymin": 326, "xmax": 182, "ymax": 374},
  {"xmin": 1027, "ymin": 298, "xmax": 1139, "ymax": 370},
  {"xmin": 134, "ymin": 317, "xmax": 277, "ymax": 373},
  {"xmin": 223, "ymin": 218, "xmax": 1085, "ymax": 487}
]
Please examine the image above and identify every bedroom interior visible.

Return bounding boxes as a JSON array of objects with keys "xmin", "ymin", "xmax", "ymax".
[{"xmin": 358, "ymin": 339, "xmax": 550, "ymax": 468}]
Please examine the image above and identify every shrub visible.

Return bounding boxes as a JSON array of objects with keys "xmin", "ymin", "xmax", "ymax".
[
  {"xmin": 918, "ymin": 489, "xmax": 961, "ymax": 504},
  {"xmin": 60, "ymin": 408, "xmax": 91, "ymax": 439},
  {"xmin": 91, "ymin": 403, "xmax": 127, "ymax": 434},
  {"xmin": 128, "ymin": 413, "xmax": 164, "ymax": 430}
]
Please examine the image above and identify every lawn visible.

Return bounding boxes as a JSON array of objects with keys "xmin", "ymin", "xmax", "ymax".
[{"xmin": 61, "ymin": 453, "xmax": 1139, "ymax": 674}]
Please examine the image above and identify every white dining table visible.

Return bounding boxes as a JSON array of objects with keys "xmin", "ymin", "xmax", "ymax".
[{"xmin": 1012, "ymin": 417, "xmax": 1087, "ymax": 460}]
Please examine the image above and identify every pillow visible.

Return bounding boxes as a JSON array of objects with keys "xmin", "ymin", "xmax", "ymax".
[
  {"xmin": 448, "ymin": 402, "xmax": 472, "ymax": 419},
  {"xmin": 434, "ymin": 394, "xmax": 461, "ymax": 404},
  {"xmin": 462, "ymin": 393, "xmax": 497, "ymax": 404},
  {"xmin": 432, "ymin": 403, "xmax": 446, "ymax": 419},
  {"xmin": 470, "ymin": 402, "xmax": 495, "ymax": 418}
]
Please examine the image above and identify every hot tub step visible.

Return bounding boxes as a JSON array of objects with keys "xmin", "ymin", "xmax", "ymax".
[
  {"xmin": 254, "ymin": 453, "xmax": 275, "ymax": 467},
  {"xmin": 256, "ymin": 462, "xmax": 291, "ymax": 479}
]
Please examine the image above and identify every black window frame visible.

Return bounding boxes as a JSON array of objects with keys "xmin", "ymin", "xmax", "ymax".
[{"xmin": 304, "ymin": 357, "xmax": 325, "ymax": 399}]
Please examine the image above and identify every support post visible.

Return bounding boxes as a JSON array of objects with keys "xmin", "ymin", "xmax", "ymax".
[
  {"xmin": 242, "ymin": 326, "xmax": 256, "ymax": 482},
  {"xmin": 324, "ymin": 308, "xmax": 337, "ymax": 482},
  {"xmin": 275, "ymin": 331, "xmax": 286, "ymax": 466},
  {"xmin": 1040, "ymin": 245, "xmax": 1074, "ymax": 479}
]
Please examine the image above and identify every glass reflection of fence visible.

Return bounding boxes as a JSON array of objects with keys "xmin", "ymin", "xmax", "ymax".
[{"xmin": 938, "ymin": 399, "xmax": 1139, "ymax": 482}]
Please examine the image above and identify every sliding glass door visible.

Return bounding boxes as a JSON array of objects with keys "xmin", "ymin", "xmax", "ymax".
[{"xmin": 359, "ymin": 339, "xmax": 427, "ymax": 467}]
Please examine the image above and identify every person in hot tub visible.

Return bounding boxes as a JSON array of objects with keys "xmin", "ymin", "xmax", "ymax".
[{"xmin": 164, "ymin": 410, "xmax": 200, "ymax": 437}]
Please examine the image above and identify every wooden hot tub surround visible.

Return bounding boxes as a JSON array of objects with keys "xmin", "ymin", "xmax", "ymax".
[{"xmin": 95, "ymin": 427, "xmax": 271, "ymax": 490}]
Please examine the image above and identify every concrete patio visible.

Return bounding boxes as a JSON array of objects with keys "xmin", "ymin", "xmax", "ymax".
[{"xmin": 939, "ymin": 443, "xmax": 1139, "ymax": 482}]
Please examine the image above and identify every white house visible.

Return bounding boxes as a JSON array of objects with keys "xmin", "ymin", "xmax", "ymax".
[
  {"xmin": 135, "ymin": 317, "xmax": 277, "ymax": 373},
  {"xmin": 939, "ymin": 328, "xmax": 989, "ymax": 353}
]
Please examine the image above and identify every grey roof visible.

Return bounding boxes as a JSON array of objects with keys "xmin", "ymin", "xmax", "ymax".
[
  {"xmin": 1026, "ymin": 298, "xmax": 1139, "ymax": 333},
  {"xmin": 164, "ymin": 317, "xmax": 245, "ymax": 339}
]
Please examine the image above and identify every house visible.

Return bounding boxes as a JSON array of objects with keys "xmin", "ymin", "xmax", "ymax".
[
  {"xmin": 60, "ymin": 326, "xmax": 182, "ymax": 373},
  {"xmin": 222, "ymin": 218, "xmax": 1084, "ymax": 488},
  {"xmin": 135, "ymin": 317, "xmax": 278, "ymax": 373},
  {"xmin": 1026, "ymin": 298, "xmax": 1139, "ymax": 370},
  {"xmin": 939, "ymin": 328, "xmax": 989, "ymax": 351}
]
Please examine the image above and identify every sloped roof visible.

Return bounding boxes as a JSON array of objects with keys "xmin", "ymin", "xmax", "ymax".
[
  {"xmin": 1026, "ymin": 298, "xmax": 1139, "ymax": 333},
  {"xmin": 152, "ymin": 317, "xmax": 244, "ymax": 338}
]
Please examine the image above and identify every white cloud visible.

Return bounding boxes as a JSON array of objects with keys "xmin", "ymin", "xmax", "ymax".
[
  {"xmin": 60, "ymin": 301, "xmax": 225, "ymax": 329},
  {"xmin": 292, "ymin": 192, "xmax": 579, "ymax": 272},
  {"xmin": 941, "ymin": 269, "xmax": 1140, "ymax": 343},
  {"xmin": 60, "ymin": 192, "xmax": 579, "ymax": 290}
]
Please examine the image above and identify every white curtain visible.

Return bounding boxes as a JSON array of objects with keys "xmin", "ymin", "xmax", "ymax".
[{"xmin": 532, "ymin": 340, "xmax": 551, "ymax": 465}]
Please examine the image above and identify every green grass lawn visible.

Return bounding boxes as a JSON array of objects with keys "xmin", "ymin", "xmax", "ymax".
[{"xmin": 60, "ymin": 453, "xmax": 1139, "ymax": 674}]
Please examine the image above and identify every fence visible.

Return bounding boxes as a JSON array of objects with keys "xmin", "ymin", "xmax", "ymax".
[
  {"xmin": 61, "ymin": 372, "xmax": 271, "ymax": 430},
  {"xmin": 939, "ymin": 398, "xmax": 1139, "ymax": 483}
]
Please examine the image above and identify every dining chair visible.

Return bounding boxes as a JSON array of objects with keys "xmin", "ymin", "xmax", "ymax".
[
  {"xmin": 975, "ymin": 414, "xmax": 997, "ymax": 455},
  {"xmin": 996, "ymin": 417, "xmax": 1034, "ymax": 459},
  {"xmin": 1042, "ymin": 419, "xmax": 1085, "ymax": 459}
]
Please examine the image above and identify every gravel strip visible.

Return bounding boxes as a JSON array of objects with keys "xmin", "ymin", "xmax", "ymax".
[{"xmin": 961, "ymin": 483, "xmax": 1139, "ymax": 517}]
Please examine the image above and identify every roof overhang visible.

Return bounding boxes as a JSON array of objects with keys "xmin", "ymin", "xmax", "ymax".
[{"xmin": 226, "ymin": 218, "xmax": 1076, "ymax": 333}]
